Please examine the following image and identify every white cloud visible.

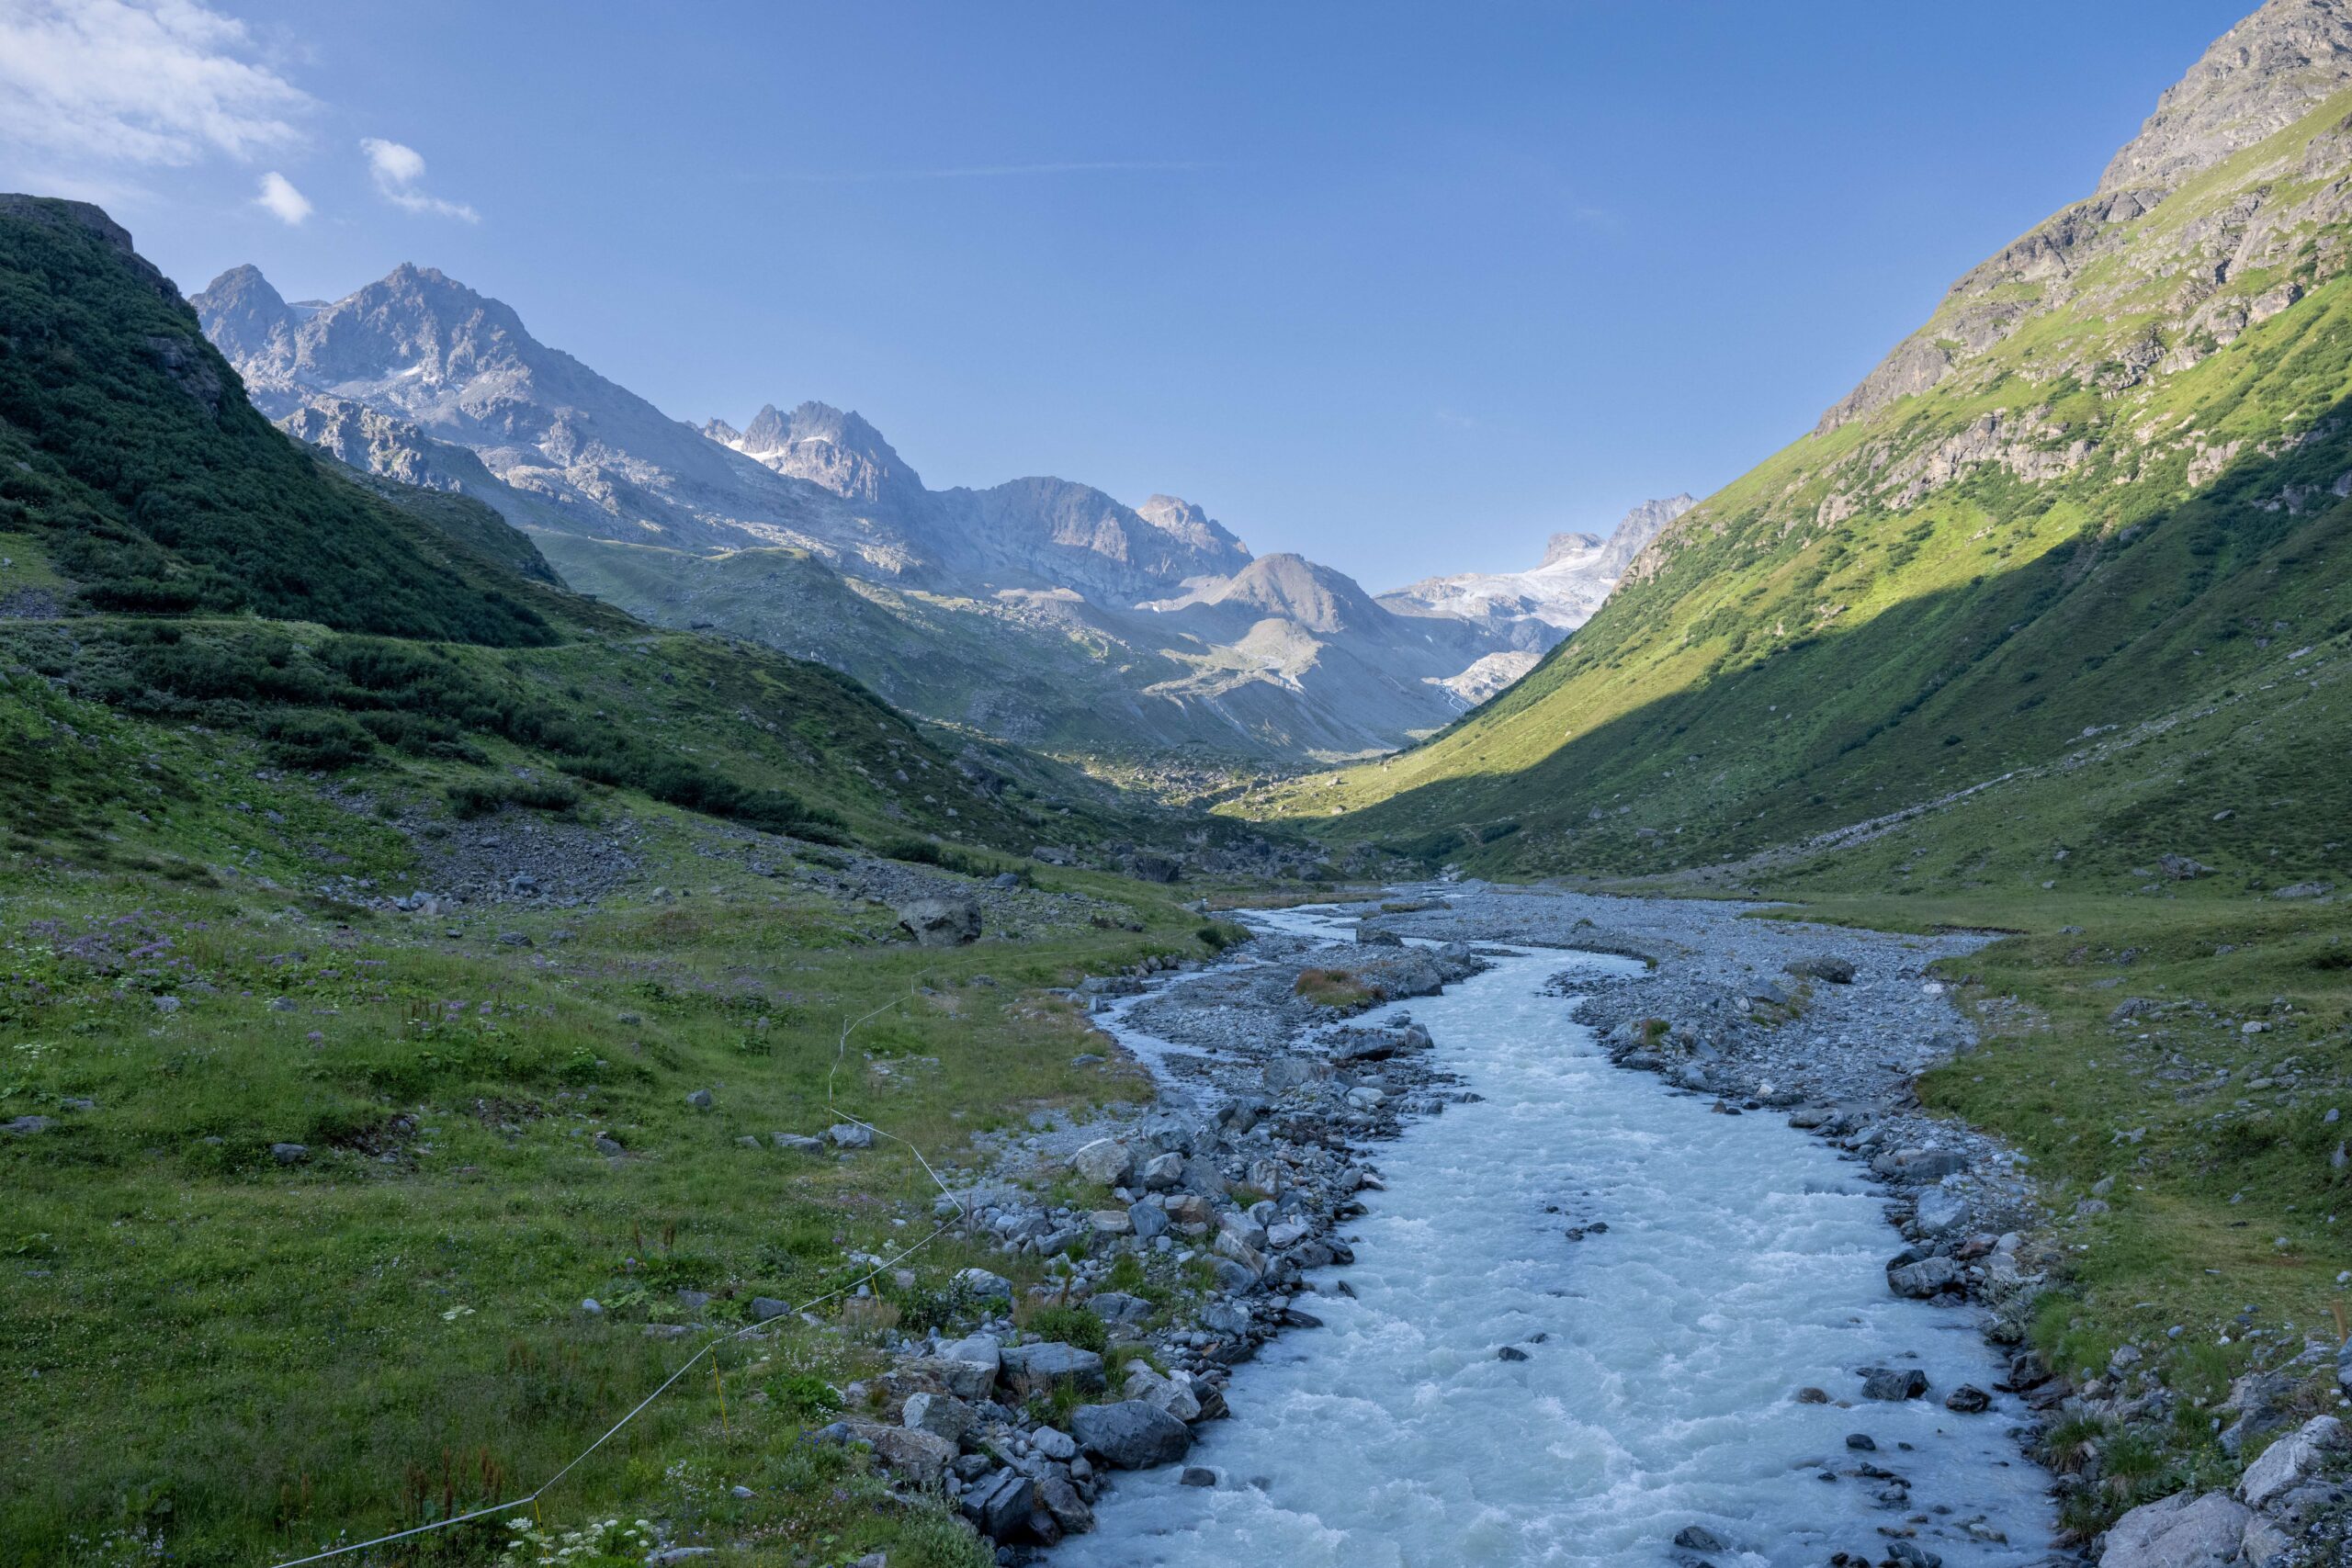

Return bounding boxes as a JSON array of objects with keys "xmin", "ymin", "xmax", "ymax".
[
  {"xmin": 254, "ymin": 169, "xmax": 309, "ymax": 224},
  {"xmin": 360, "ymin": 136, "xmax": 477, "ymax": 221},
  {"xmin": 0, "ymin": 0, "xmax": 308, "ymax": 167}
]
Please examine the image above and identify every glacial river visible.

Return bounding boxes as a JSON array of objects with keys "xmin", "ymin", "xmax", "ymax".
[{"xmin": 1060, "ymin": 906, "xmax": 2052, "ymax": 1568}]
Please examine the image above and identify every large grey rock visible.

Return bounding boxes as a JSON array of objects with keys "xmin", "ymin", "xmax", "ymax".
[
  {"xmin": 1262, "ymin": 1056, "xmax": 1330, "ymax": 1093},
  {"xmin": 901, "ymin": 1391, "xmax": 977, "ymax": 1444},
  {"xmin": 827, "ymin": 1122, "xmax": 874, "ymax": 1149},
  {"xmin": 871, "ymin": 1425, "xmax": 956, "ymax": 1486},
  {"xmin": 1860, "ymin": 1367, "xmax": 1929, "ymax": 1401},
  {"xmin": 2239, "ymin": 1415, "xmax": 2345, "ymax": 1508},
  {"xmin": 959, "ymin": 1468, "xmax": 1034, "ymax": 1537},
  {"xmin": 2098, "ymin": 1490, "xmax": 2250, "ymax": 1568},
  {"xmin": 999, "ymin": 1341, "xmax": 1105, "ymax": 1397},
  {"xmin": 897, "ymin": 897, "xmax": 981, "ymax": 946},
  {"xmin": 1138, "ymin": 1151, "xmax": 1184, "ymax": 1190},
  {"xmin": 914, "ymin": 1333, "xmax": 1001, "ymax": 1399},
  {"xmin": 1071, "ymin": 1400, "xmax": 1193, "ymax": 1469},
  {"xmin": 1888, "ymin": 1255, "xmax": 1962, "ymax": 1299},
  {"xmin": 1123, "ymin": 1364, "xmax": 1203, "ymax": 1421},
  {"xmin": 1070, "ymin": 1137, "xmax": 1132, "ymax": 1186},
  {"xmin": 1035, "ymin": 1471, "xmax": 1092, "ymax": 1534},
  {"xmin": 1914, "ymin": 1188, "xmax": 1971, "ymax": 1236}
]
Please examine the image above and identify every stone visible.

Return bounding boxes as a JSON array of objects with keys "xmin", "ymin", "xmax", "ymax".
[
  {"xmin": 1262, "ymin": 1056, "xmax": 1331, "ymax": 1093},
  {"xmin": 1846, "ymin": 1433, "xmax": 1876, "ymax": 1450},
  {"xmin": 871, "ymin": 1425, "xmax": 956, "ymax": 1485},
  {"xmin": 1035, "ymin": 1471, "xmax": 1092, "ymax": 1534},
  {"xmin": 750, "ymin": 1297, "xmax": 790, "ymax": 1322},
  {"xmin": 828, "ymin": 1122, "xmax": 874, "ymax": 1149},
  {"xmin": 1213, "ymin": 1229, "xmax": 1267, "ymax": 1279},
  {"xmin": 897, "ymin": 897, "xmax": 981, "ymax": 946},
  {"xmin": 1127, "ymin": 1201, "xmax": 1170, "ymax": 1241},
  {"xmin": 1793, "ymin": 1387, "xmax": 1831, "ymax": 1404},
  {"xmin": 1944, "ymin": 1384, "xmax": 1992, "ymax": 1414},
  {"xmin": 1124, "ymin": 1366, "xmax": 1204, "ymax": 1421},
  {"xmin": 999, "ymin": 1341, "xmax": 1105, "ymax": 1397},
  {"xmin": 1070, "ymin": 1138, "xmax": 1133, "ymax": 1187},
  {"xmin": 1138, "ymin": 1151, "xmax": 1184, "ymax": 1190},
  {"xmin": 902, "ymin": 1391, "xmax": 977, "ymax": 1444},
  {"xmin": 2239, "ymin": 1415, "xmax": 2345, "ymax": 1508},
  {"xmin": 1071, "ymin": 1401, "xmax": 1193, "ymax": 1469},
  {"xmin": 1032, "ymin": 1425, "xmax": 1078, "ymax": 1461},
  {"xmin": 919, "ymin": 1333, "xmax": 1001, "ymax": 1399},
  {"xmin": 2158, "ymin": 852, "xmax": 2213, "ymax": 880},
  {"xmin": 1181, "ymin": 1466, "xmax": 1217, "ymax": 1487},
  {"xmin": 270, "ymin": 1142, "xmax": 309, "ymax": 1164},
  {"xmin": 1914, "ymin": 1188, "xmax": 1970, "ymax": 1236},
  {"xmin": 1784, "ymin": 956, "xmax": 1856, "ymax": 985},
  {"xmin": 2098, "ymin": 1490, "xmax": 2250, "ymax": 1568},
  {"xmin": 3, "ymin": 1115, "xmax": 54, "ymax": 1135},
  {"xmin": 685, "ymin": 1089, "xmax": 714, "ymax": 1111},
  {"xmin": 1088, "ymin": 1291, "xmax": 1154, "ymax": 1325},
  {"xmin": 1888, "ymin": 1256, "xmax": 1962, "ymax": 1299},
  {"xmin": 959, "ymin": 1468, "xmax": 1034, "ymax": 1537},
  {"xmin": 1089, "ymin": 1209, "xmax": 1134, "ymax": 1235},
  {"xmin": 2240, "ymin": 1517, "xmax": 2294, "ymax": 1567},
  {"xmin": 1673, "ymin": 1525, "xmax": 1729, "ymax": 1552},
  {"xmin": 1497, "ymin": 1345, "xmax": 1531, "ymax": 1362},
  {"xmin": 774, "ymin": 1133, "xmax": 825, "ymax": 1153},
  {"xmin": 1860, "ymin": 1367, "xmax": 1929, "ymax": 1401},
  {"xmin": 1875, "ymin": 1147, "xmax": 1968, "ymax": 1181}
]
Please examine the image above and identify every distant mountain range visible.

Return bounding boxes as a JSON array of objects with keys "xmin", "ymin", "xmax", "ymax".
[{"xmin": 193, "ymin": 263, "xmax": 1671, "ymax": 765}]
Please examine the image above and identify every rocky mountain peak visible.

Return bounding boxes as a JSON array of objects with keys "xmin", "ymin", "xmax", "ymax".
[
  {"xmin": 1136, "ymin": 494, "xmax": 1251, "ymax": 559},
  {"xmin": 2098, "ymin": 0, "xmax": 2352, "ymax": 197},
  {"xmin": 709, "ymin": 399, "xmax": 924, "ymax": 510},
  {"xmin": 191, "ymin": 263, "xmax": 296, "ymax": 363}
]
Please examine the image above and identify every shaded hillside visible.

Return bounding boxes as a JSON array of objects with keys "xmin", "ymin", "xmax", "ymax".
[
  {"xmin": 1253, "ymin": 0, "xmax": 2352, "ymax": 897},
  {"xmin": 0, "ymin": 197, "xmax": 551, "ymax": 646},
  {"xmin": 0, "ymin": 195, "xmax": 1179, "ymax": 868}
]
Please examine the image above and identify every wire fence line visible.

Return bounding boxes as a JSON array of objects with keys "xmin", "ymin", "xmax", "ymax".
[{"xmin": 272, "ymin": 993, "xmax": 970, "ymax": 1568}]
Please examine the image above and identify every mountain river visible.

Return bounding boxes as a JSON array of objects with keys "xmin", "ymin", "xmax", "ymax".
[{"xmin": 1056, "ymin": 905, "xmax": 2054, "ymax": 1568}]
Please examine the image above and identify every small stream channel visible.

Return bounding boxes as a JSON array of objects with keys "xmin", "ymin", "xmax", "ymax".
[{"xmin": 1057, "ymin": 904, "xmax": 2054, "ymax": 1568}]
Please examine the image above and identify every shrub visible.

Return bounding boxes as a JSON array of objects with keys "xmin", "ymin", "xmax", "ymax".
[
  {"xmin": 1024, "ymin": 1303, "xmax": 1108, "ymax": 1353},
  {"xmin": 446, "ymin": 777, "xmax": 582, "ymax": 820},
  {"xmin": 763, "ymin": 1371, "xmax": 842, "ymax": 1423}
]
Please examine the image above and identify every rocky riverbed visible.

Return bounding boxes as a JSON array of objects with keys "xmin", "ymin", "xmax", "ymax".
[{"xmin": 818, "ymin": 883, "xmax": 2346, "ymax": 1568}]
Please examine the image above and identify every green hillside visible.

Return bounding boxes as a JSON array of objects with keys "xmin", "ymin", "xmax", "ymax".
[
  {"xmin": 0, "ymin": 197, "xmax": 1257, "ymax": 1567},
  {"xmin": 1252, "ymin": 90, "xmax": 2352, "ymax": 900}
]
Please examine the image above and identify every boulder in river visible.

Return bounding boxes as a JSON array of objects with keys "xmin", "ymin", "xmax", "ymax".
[
  {"xmin": 1860, "ymin": 1366, "xmax": 1929, "ymax": 1401},
  {"xmin": 1071, "ymin": 1400, "xmax": 1193, "ymax": 1469}
]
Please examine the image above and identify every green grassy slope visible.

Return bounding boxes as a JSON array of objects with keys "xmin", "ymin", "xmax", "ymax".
[
  {"xmin": 1251, "ymin": 93, "xmax": 2352, "ymax": 898},
  {"xmin": 0, "ymin": 198, "xmax": 1263, "ymax": 1566}
]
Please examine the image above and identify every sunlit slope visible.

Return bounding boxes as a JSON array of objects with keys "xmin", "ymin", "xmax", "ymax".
[{"xmin": 1250, "ymin": 85, "xmax": 2352, "ymax": 892}]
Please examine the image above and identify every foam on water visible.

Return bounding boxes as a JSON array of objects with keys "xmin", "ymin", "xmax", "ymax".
[{"xmin": 1065, "ymin": 909, "xmax": 2052, "ymax": 1567}]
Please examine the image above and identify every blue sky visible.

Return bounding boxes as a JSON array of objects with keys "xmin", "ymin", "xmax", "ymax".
[{"xmin": 1, "ymin": 0, "xmax": 2253, "ymax": 586}]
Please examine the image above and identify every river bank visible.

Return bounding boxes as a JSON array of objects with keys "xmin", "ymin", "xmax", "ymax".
[{"xmin": 854, "ymin": 884, "xmax": 2102, "ymax": 1564}]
